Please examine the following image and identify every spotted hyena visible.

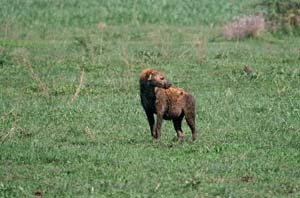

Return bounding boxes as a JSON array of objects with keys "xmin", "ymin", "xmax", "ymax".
[{"xmin": 139, "ymin": 68, "xmax": 197, "ymax": 141}]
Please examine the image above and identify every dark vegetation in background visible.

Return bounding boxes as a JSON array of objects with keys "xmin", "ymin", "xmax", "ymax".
[{"xmin": 257, "ymin": 0, "xmax": 300, "ymax": 35}]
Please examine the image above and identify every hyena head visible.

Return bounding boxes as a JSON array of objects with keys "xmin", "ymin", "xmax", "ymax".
[{"xmin": 147, "ymin": 70, "xmax": 172, "ymax": 89}]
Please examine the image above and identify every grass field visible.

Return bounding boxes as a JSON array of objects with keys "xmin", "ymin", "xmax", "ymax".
[{"xmin": 1, "ymin": 0, "xmax": 300, "ymax": 197}]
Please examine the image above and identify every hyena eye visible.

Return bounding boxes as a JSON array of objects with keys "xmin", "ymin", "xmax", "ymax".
[{"xmin": 160, "ymin": 77, "xmax": 165, "ymax": 80}]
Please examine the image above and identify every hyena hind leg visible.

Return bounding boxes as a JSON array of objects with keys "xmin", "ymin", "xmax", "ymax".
[{"xmin": 183, "ymin": 95, "xmax": 197, "ymax": 141}]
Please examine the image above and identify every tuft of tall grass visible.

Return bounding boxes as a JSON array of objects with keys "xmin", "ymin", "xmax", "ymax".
[
  {"xmin": 26, "ymin": 63, "xmax": 50, "ymax": 97},
  {"xmin": 194, "ymin": 38, "xmax": 207, "ymax": 64},
  {"xmin": 68, "ymin": 69, "xmax": 85, "ymax": 105},
  {"xmin": 222, "ymin": 14, "xmax": 265, "ymax": 40}
]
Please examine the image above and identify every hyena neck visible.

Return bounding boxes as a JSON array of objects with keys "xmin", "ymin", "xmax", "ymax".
[{"xmin": 140, "ymin": 80, "xmax": 156, "ymax": 97}]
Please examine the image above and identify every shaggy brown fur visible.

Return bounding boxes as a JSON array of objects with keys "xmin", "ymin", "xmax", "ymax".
[{"xmin": 139, "ymin": 68, "xmax": 197, "ymax": 141}]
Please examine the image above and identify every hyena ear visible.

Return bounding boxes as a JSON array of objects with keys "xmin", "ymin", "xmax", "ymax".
[{"xmin": 148, "ymin": 73, "xmax": 152, "ymax": 80}]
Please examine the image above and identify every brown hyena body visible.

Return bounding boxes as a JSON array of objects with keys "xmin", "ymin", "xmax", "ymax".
[{"xmin": 139, "ymin": 68, "xmax": 197, "ymax": 141}]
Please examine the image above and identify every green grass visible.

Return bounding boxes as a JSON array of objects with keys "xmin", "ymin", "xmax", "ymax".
[
  {"xmin": 1, "ymin": 0, "xmax": 300, "ymax": 197},
  {"xmin": 0, "ymin": 0, "xmax": 255, "ymax": 27}
]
